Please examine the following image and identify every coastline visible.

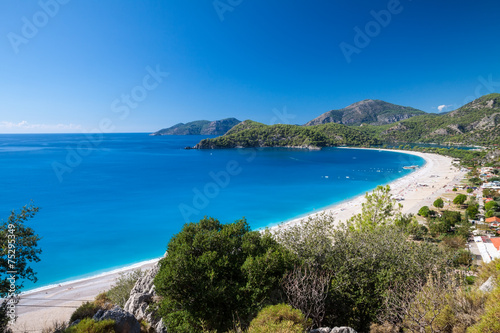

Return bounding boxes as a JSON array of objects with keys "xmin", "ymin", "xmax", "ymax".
[
  {"xmin": 270, "ymin": 148, "xmax": 465, "ymax": 230},
  {"xmin": 10, "ymin": 148, "xmax": 465, "ymax": 332}
]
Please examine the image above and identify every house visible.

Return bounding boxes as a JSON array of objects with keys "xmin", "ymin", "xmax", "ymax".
[
  {"xmin": 486, "ymin": 217, "xmax": 500, "ymax": 224},
  {"xmin": 491, "ymin": 237, "xmax": 500, "ymax": 251}
]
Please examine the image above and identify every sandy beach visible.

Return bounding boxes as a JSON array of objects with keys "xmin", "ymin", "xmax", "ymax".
[
  {"xmin": 9, "ymin": 149, "xmax": 465, "ymax": 332},
  {"xmin": 278, "ymin": 149, "xmax": 465, "ymax": 229}
]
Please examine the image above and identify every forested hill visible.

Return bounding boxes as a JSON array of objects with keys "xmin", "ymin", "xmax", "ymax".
[
  {"xmin": 305, "ymin": 99, "xmax": 425, "ymax": 126},
  {"xmin": 194, "ymin": 120, "xmax": 380, "ymax": 149},
  {"xmin": 151, "ymin": 118, "xmax": 240, "ymax": 135},
  {"xmin": 371, "ymin": 93, "xmax": 500, "ymax": 145},
  {"xmin": 193, "ymin": 94, "xmax": 500, "ymax": 149}
]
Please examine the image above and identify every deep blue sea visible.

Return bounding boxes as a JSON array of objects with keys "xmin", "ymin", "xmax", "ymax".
[{"xmin": 0, "ymin": 134, "xmax": 424, "ymax": 291}]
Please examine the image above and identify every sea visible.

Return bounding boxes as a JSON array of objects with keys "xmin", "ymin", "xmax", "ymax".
[{"xmin": 0, "ymin": 133, "xmax": 425, "ymax": 291}]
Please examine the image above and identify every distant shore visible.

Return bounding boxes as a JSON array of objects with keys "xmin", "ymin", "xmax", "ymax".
[{"xmin": 10, "ymin": 148, "xmax": 466, "ymax": 332}]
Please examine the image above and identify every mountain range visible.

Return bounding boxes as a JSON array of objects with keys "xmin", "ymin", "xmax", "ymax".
[
  {"xmin": 191, "ymin": 94, "xmax": 500, "ymax": 149},
  {"xmin": 151, "ymin": 118, "xmax": 241, "ymax": 136}
]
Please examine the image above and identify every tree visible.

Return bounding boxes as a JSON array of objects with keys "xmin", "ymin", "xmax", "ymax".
[
  {"xmin": 433, "ymin": 198, "xmax": 444, "ymax": 209},
  {"xmin": 347, "ymin": 185, "xmax": 402, "ymax": 231},
  {"xmin": 418, "ymin": 206, "xmax": 430, "ymax": 217},
  {"xmin": 485, "ymin": 201, "xmax": 499, "ymax": 212},
  {"xmin": 453, "ymin": 194, "xmax": 467, "ymax": 205},
  {"xmin": 0, "ymin": 204, "xmax": 41, "ymax": 328},
  {"xmin": 327, "ymin": 226, "xmax": 447, "ymax": 331},
  {"xmin": 154, "ymin": 217, "xmax": 293, "ymax": 333}
]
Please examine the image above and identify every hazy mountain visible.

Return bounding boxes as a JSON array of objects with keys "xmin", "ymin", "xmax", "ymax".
[
  {"xmin": 305, "ymin": 99, "xmax": 426, "ymax": 126},
  {"xmin": 151, "ymin": 118, "xmax": 241, "ymax": 136}
]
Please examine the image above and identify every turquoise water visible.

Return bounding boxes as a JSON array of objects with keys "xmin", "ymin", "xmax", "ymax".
[{"xmin": 0, "ymin": 134, "xmax": 424, "ymax": 290}]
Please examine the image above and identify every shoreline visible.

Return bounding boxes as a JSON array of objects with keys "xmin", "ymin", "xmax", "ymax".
[
  {"xmin": 10, "ymin": 148, "xmax": 465, "ymax": 332},
  {"xmin": 270, "ymin": 148, "xmax": 464, "ymax": 230}
]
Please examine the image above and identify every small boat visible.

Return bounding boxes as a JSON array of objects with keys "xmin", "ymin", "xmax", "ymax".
[{"xmin": 403, "ymin": 165, "xmax": 418, "ymax": 170}]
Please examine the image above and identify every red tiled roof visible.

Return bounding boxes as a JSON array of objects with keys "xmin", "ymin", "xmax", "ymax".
[
  {"xmin": 486, "ymin": 217, "xmax": 500, "ymax": 223},
  {"xmin": 491, "ymin": 237, "xmax": 500, "ymax": 251}
]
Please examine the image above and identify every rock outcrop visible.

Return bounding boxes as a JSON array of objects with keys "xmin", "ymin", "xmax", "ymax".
[
  {"xmin": 93, "ymin": 306, "xmax": 141, "ymax": 333},
  {"xmin": 124, "ymin": 261, "xmax": 167, "ymax": 333},
  {"xmin": 479, "ymin": 276, "xmax": 497, "ymax": 293}
]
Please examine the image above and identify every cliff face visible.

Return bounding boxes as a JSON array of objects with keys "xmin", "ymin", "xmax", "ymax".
[
  {"xmin": 124, "ymin": 261, "xmax": 167, "ymax": 333},
  {"xmin": 151, "ymin": 118, "xmax": 240, "ymax": 136},
  {"xmin": 305, "ymin": 99, "xmax": 425, "ymax": 126}
]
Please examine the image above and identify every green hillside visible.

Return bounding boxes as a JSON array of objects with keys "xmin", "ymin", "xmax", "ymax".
[
  {"xmin": 376, "ymin": 94, "xmax": 500, "ymax": 145},
  {"xmin": 194, "ymin": 121, "xmax": 380, "ymax": 149}
]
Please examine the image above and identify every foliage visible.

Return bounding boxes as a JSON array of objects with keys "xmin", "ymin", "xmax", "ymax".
[
  {"xmin": 69, "ymin": 301, "xmax": 101, "ymax": 323},
  {"xmin": 467, "ymin": 278, "xmax": 500, "ymax": 333},
  {"xmin": 418, "ymin": 205, "xmax": 430, "ymax": 217},
  {"xmin": 433, "ymin": 198, "xmax": 444, "ymax": 208},
  {"xmin": 466, "ymin": 204, "xmax": 479, "ymax": 219},
  {"xmin": 154, "ymin": 217, "xmax": 294, "ymax": 333},
  {"xmin": 454, "ymin": 194, "xmax": 468, "ymax": 205},
  {"xmin": 107, "ymin": 269, "xmax": 144, "ymax": 307},
  {"xmin": 347, "ymin": 185, "xmax": 402, "ymax": 231},
  {"xmin": 0, "ymin": 204, "xmax": 41, "ymax": 328},
  {"xmin": 196, "ymin": 122, "xmax": 380, "ymax": 149},
  {"xmin": 273, "ymin": 212, "xmax": 335, "ymax": 268},
  {"xmin": 327, "ymin": 225, "xmax": 447, "ymax": 331},
  {"xmin": 247, "ymin": 304, "xmax": 308, "ymax": 333},
  {"xmin": 467, "ymin": 188, "xmax": 474, "ymax": 193},
  {"xmin": 94, "ymin": 292, "xmax": 113, "ymax": 310},
  {"xmin": 485, "ymin": 200, "xmax": 499, "ymax": 212},
  {"xmin": 65, "ymin": 318, "xmax": 116, "ymax": 333}
]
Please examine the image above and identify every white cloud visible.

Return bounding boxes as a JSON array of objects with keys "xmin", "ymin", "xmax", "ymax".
[
  {"xmin": 437, "ymin": 104, "xmax": 452, "ymax": 112},
  {"xmin": 0, "ymin": 121, "xmax": 82, "ymax": 132}
]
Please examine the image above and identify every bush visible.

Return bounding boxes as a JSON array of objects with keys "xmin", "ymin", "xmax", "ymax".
[
  {"xmin": 65, "ymin": 318, "xmax": 115, "ymax": 333},
  {"xmin": 94, "ymin": 293, "xmax": 113, "ymax": 310},
  {"xmin": 107, "ymin": 270, "xmax": 144, "ymax": 307},
  {"xmin": 453, "ymin": 188, "xmax": 458, "ymax": 191},
  {"xmin": 453, "ymin": 194, "xmax": 467, "ymax": 205},
  {"xmin": 433, "ymin": 198, "xmax": 444, "ymax": 208},
  {"xmin": 418, "ymin": 206, "xmax": 430, "ymax": 217},
  {"xmin": 154, "ymin": 217, "xmax": 294, "ymax": 333},
  {"xmin": 70, "ymin": 302, "xmax": 101, "ymax": 323},
  {"xmin": 485, "ymin": 201, "xmax": 499, "ymax": 212},
  {"xmin": 467, "ymin": 188, "xmax": 473, "ymax": 193},
  {"xmin": 247, "ymin": 304, "xmax": 308, "ymax": 333},
  {"xmin": 467, "ymin": 281, "xmax": 500, "ymax": 333}
]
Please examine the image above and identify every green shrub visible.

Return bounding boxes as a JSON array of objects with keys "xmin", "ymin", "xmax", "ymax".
[
  {"xmin": 467, "ymin": 282, "xmax": 500, "ymax": 333},
  {"xmin": 247, "ymin": 304, "xmax": 308, "ymax": 333},
  {"xmin": 453, "ymin": 194, "xmax": 467, "ymax": 205},
  {"xmin": 65, "ymin": 318, "xmax": 115, "ymax": 333},
  {"xmin": 107, "ymin": 269, "xmax": 144, "ymax": 307},
  {"xmin": 154, "ymin": 217, "xmax": 294, "ymax": 333},
  {"xmin": 453, "ymin": 188, "xmax": 458, "ymax": 191},
  {"xmin": 433, "ymin": 198, "xmax": 444, "ymax": 208},
  {"xmin": 467, "ymin": 188, "xmax": 473, "ymax": 193},
  {"xmin": 70, "ymin": 302, "xmax": 100, "ymax": 323},
  {"xmin": 418, "ymin": 206, "xmax": 430, "ymax": 217}
]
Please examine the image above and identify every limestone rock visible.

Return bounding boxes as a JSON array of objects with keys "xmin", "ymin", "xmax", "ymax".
[
  {"xmin": 479, "ymin": 276, "xmax": 497, "ymax": 292},
  {"xmin": 331, "ymin": 327, "xmax": 357, "ymax": 333},
  {"xmin": 124, "ymin": 260, "xmax": 167, "ymax": 333},
  {"xmin": 93, "ymin": 306, "xmax": 141, "ymax": 333}
]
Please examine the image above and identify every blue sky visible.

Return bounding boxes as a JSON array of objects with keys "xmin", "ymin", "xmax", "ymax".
[{"xmin": 1, "ymin": 0, "xmax": 500, "ymax": 133}]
